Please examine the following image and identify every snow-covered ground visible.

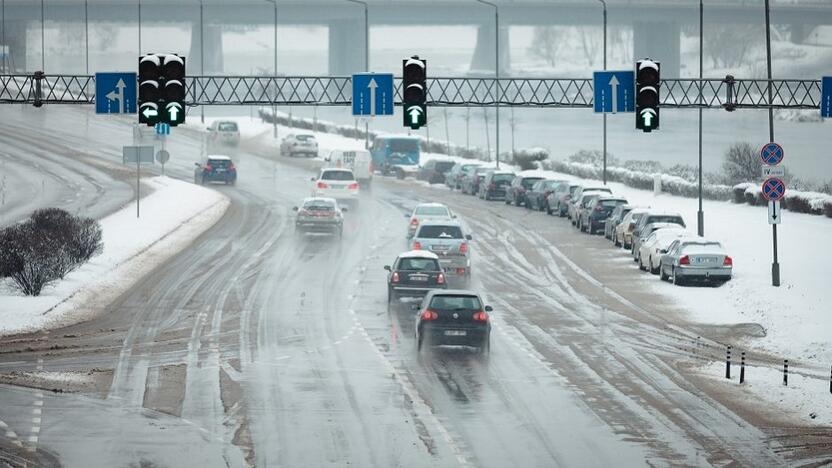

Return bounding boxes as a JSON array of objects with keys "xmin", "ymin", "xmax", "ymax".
[{"xmin": 0, "ymin": 176, "xmax": 230, "ymax": 336}]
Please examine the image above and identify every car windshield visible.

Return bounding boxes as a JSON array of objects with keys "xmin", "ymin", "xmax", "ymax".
[
  {"xmin": 398, "ymin": 258, "xmax": 440, "ymax": 271},
  {"xmin": 415, "ymin": 206, "xmax": 450, "ymax": 217},
  {"xmin": 522, "ymin": 177, "xmax": 544, "ymax": 188},
  {"xmin": 417, "ymin": 225, "xmax": 464, "ymax": 239},
  {"xmin": 388, "ymin": 139, "xmax": 419, "ymax": 152},
  {"xmin": 321, "ymin": 170, "xmax": 354, "ymax": 181},
  {"xmin": 647, "ymin": 215, "xmax": 684, "ymax": 225},
  {"xmin": 493, "ymin": 174, "xmax": 514, "ymax": 182},
  {"xmin": 217, "ymin": 122, "xmax": 238, "ymax": 131},
  {"xmin": 296, "ymin": 135, "xmax": 315, "ymax": 141},
  {"xmin": 429, "ymin": 295, "xmax": 482, "ymax": 311},
  {"xmin": 208, "ymin": 159, "xmax": 231, "ymax": 168},
  {"xmin": 303, "ymin": 200, "xmax": 335, "ymax": 211}
]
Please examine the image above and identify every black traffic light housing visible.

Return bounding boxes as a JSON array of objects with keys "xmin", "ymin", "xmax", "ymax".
[
  {"xmin": 138, "ymin": 53, "xmax": 186, "ymax": 127},
  {"xmin": 635, "ymin": 58, "xmax": 660, "ymax": 132},
  {"xmin": 402, "ymin": 56, "xmax": 427, "ymax": 130}
]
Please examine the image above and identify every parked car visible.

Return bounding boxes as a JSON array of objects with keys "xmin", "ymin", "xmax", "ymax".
[
  {"xmin": 631, "ymin": 211, "xmax": 687, "ymax": 257},
  {"xmin": 446, "ymin": 163, "xmax": 481, "ymax": 190},
  {"xmin": 280, "ymin": 133, "xmax": 319, "ymax": 158},
  {"xmin": 462, "ymin": 166, "xmax": 493, "ymax": 195},
  {"xmin": 194, "ymin": 155, "xmax": 237, "ymax": 185},
  {"xmin": 636, "ymin": 227, "xmax": 688, "ymax": 274},
  {"xmin": 526, "ymin": 179, "xmax": 566, "ymax": 212},
  {"xmin": 569, "ymin": 186, "xmax": 613, "ymax": 223},
  {"xmin": 206, "ymin": 120, "xmax": 240, "ymax": 147},
  {"xmin": 614, "ymin": 208, "xmax": 650, "ymax": 249},
  {"xmin": 409, "ymin": 221, "xmax": 472, "ymax": 281},
  {"xmin": 385, "ymin": 251, "xmax": 447, "ymax": 302},
  {"xmin": 406, "ymin": 203, "xmax": 456, "ymax": 239},
  {"xmin": 292, "ymin": 197, "xmax": 346, "ymax": 237},
  {"xmin": 573, "ymin": 194, "xmax": 603, "ymax": 231},
  {"xmin": 505, "ymin": 174, "xmax": 545, "ymax": 207},
  {"xmin": 414, "ymin": 289, "xmax": 492, "ymax": 355},
  {"xmin": 311, "ymin": 168, "xmax": 359, "ymax": 207},
  {"xmin": 548, "ymin": 183, "xmax": 580, "ymax": 217},
  {"xmin": 478, "ymin": 171, "xmax": 515, "ymax": 201},
  {"xmin": 325, "ymin": 149, "xmax": 373, "ymax": 187},
  {"xmin": 580, "ymin": 197, "xmax": 628, "ymax": 235},
  {"xmin": 659, "ymin": 239, "xmax": 733, "ymax": 285},
  {"xmin": 419, "ymin": 159, "xmax": 456, "ymax": 185},
  {"xmin": 605, "ymin": 204, "xmax": 633, "ymax": 240}
]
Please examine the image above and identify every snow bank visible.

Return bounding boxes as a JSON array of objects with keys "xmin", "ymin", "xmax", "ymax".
[{"xmin": 0, "ymin": 177, "xmax": 230, "ymax": 336}]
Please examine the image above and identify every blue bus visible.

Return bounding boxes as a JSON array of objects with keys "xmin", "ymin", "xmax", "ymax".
[{"xmin": 370, "ymin": 135, "xmax": 421, "ymax": 178}]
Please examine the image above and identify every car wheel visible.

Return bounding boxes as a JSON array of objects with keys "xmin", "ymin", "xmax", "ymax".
[
  {"xmin": 478, "ymin": 336, "xmax": 491, "ymax": 358},
  {"xmin": 484, "ymin": 192, "xmax": 491, "ymax": 201},
  {"xmin": 638, "ymin": 255, "xmax": 646, "ymax": 271},
  {"xmin": 387, "ymin": 287, "xmax": 394, "ymax": 303},
  {"xmin": 660, "ymin": 265, "xmax": 669, "ymax": 281},
  {"xmin": 650, "ymin": 257, "xmax": 660, "ymax": 275},
  {"xmin": 672, "ymin": 267, "xmax": 684, "ymax": 286},
  {"xmin": 505, "ymin": 196, "xmax": 511, "ymax": 205},
  {"xmin": 417, "ymin": 333, "xmax": 425, "ymax": 352},
  {"xmin": 613, "ymin": 233, "xmax": 620, "ymax": 246}
]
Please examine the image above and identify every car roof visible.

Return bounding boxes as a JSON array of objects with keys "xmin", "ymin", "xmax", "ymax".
[
  {"xmin": 629, "ymin": 207, "xmax": 652, "ymax": 214},
  {"xmin": 398, "ymin": 250, "xmax": 440, "ymax": 260},
  {"xmin": 425, "ymin": 289, "xmax": 481, "ymax": 299},
  {"xmin": 581, "ymin": 186, "xmax": 612, "ymax": 191},
  {"xmin": 321, "ymin": 167, "xmax": 354, "ymax": 173},
  {"xmin": 644, "ymin": 210, "xmax": 683, "ymax": 217},
  {"xmin": 207, "ymin": 155, "xmax": 233, "ymax": 160},
  {"xmin": 598, "ymin": 196, "xmax": 627, "ymax": 201},
  {"xmin": 418, "ymin": 220, "xmax": 462, "ymax": 227},
  {"xmin": 302, "ymin": 197, "xmax": 337, "ymax": 204},
  {"xmin": 415, "ymin": 202, "xmax": 449, "ymax": 208},
  {"xmin": 489, "ymin": 170, "xmax": 515, "ymax": 175},
  {"xmin": 647, "ymin": 222, "xmax": 684, "ymax": 228}
]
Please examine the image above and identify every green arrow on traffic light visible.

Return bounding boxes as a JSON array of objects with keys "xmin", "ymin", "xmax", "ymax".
[{"xmin": 640, "ymin": 109, "xmax": 656, "ymax": 128}]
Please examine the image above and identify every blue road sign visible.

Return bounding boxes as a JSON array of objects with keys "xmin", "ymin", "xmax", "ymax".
[
  {"xmin": 155, "ymin": 123, "xmax": 170, "ymax": 135},
  {"xmin": 822, "ymin": 76, "xmax": 832, "ymax": 119},
  {"xmin": 762, "ymin": 177, "xmax": 786, "ymax": 202},
  {"xmin": 593, "ymin": 70, "xmax": 635, "ymax": 114},
  {"xmin": 352, "ymin": 73, "xmax": 394, "ymax": 117},
  {"xmin": 95, "ymin": 72, "xmax": 137, "ymax": 114},
  {"xmin": 760, "ymin": 142, "xmax": 784, "ymax": 166}
]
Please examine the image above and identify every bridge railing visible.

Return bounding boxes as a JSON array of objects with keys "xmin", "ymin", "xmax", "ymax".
[{"xmin": 0, "ymin": 73, "xmax": 823, "ymax": 110}]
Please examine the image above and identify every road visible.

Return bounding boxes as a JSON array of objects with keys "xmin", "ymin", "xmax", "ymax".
[{"xmin": 0, "ymin": 107, "xmax": 827, "ymax": 467}]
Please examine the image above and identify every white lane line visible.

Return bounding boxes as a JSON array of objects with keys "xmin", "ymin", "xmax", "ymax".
[{"xmin": 31, "ymin": 408, "xmax": 41, "ymax": 416}]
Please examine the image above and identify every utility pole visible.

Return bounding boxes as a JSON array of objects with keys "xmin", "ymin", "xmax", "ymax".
[
  {"xmin": 697, "ymin": 0, "xmax": 704, "ymax": 236},
  {"xmin": 599, "ymin": 0, "xmax": 607, "ymax": 184},
  {"xmin": 764, "ymin": 0, "xmax": 780, "ymax": 287}
]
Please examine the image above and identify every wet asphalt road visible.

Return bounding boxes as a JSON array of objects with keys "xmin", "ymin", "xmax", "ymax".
[{"xmin": 0, "ymin": 107, "xmax": 826, "ymax": 467}]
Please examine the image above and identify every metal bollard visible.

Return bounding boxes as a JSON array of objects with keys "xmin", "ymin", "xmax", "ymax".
[
  {"xmin": 829, "ymin": 365, "xmax": 831, "ymax": 394},
  {"xmin": 725, "ymin": 345, "xmax": 732, "ymax": 379},
  {"xmin": 783, "ymin": 359, "xmax": 789, "ymax": 386},
  {"xmin": 740, "ymin": 352, "xmax": 746, "ymax": 384}
]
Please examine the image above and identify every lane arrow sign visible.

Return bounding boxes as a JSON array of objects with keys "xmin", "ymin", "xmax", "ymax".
[
  {"xmin": 368, "ymin": 78, "xmax": 378, "ymax": 117},
  {"xmin": 105, "ymin": 78, "xmax": 127, "ymax": 114},
  {"xmin": 609, "ymin": 75, "xmax": 620, "ymax": 114},
  {"xmin": 768, "ymin": 200, "xmax": 782, "ymax": 225}
]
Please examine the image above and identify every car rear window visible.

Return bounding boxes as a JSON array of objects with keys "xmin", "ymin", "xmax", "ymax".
[
  {"xmin": 429, "ymin": 295, "xmax": 482, "ymax": 311},
  {"xmin": 398, "ymin": 258, "xmax": 440, "ymax": 271},
  {"xmin": 647, "ymin": 215, "xmax": 684, "ymax": 225},
  {"xmin": 321, "ymin": 170, "xmax": 355, "ymax": 181},
  {"xmin": 492, "ymin": 174, "xmax": 514, "ymax": 182},
  {"xmin": 415, "ymin": 206, "xmax": 450, "ymax": 217},
  {"xmin": 303, "ymin": 200, "xmax": 335, "ymax": 211},
  {"xmin": 600, "ymin": 199, "xmax": 627, "ymax": 207},
  {"xmin": 208, "ymin": 159, "xmax": 231, "ymax": 168},
  {"xmin": 296, "ymin": 135, "xmax": 315, "ymax": 141},
  {"xmin": 417, "ymin": 225, "xmax": 463, "ymax": 239},
  {"xmin": 521, "ymin": 177, "xmax": 544, "ymax": 188},
  {"xmin": 389, "ymin": 139, "xmax": 419, "ymax": 152},
  {"xmin": 681, "ymin": 242, "xmax": 724, "ymax": 254},
  {"xmin": 435, "ymin": 162, "xmax": 455, "ymax": 171},
  {"xmin": 218, "ymin": 122, "xmax": 238, "ymax": 131}
]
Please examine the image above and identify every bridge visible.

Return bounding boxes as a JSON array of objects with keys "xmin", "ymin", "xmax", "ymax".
[{"xmin": 2, "ymin": 0, "xmax": 831, "ymax": 77}]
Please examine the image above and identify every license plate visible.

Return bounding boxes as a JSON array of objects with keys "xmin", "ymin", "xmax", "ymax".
[
  {"xmin": 697, "ymin": 258, "xmax": 716, "ymax": 264},
  {"xmin": 215, "ymin": 168, "xmax": 226, "ymax": 172},
  {"xmin": 439, "ymin": 259, "xmax": 453, "ymax": 265},
  {"xmin": 410, "ymin": 276, "xmax": 428, "ymax": 282},
  {"xmin": 444, "ymin": 330, "xmax": 467, "ymax": 336},
  {"xmin": 330, "ymin": 185, "xmax": 345, "ymax": 190}
]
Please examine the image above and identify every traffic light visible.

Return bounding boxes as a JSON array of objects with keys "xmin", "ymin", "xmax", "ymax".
[
  {"xmin": 138, "ymin": 54, "xmax": 186, "ymax": 127},
  {"xmin": 635, "ymin": 58, "xmax": 660, "ymax": 132},
  {"xmin": 402, "ymin": 56, "xmax": 427, "ymax": 130}
]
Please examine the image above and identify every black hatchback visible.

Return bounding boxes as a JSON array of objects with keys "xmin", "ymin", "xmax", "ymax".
[
  {"xmin": 385, "ymin": 251, "xmax": 447, "ymax": 302},
  {"xmin": 414, "ymin": 290, "xmax": 492, "ymax": 355}
]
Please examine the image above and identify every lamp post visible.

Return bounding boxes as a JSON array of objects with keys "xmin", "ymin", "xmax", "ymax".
[
  {"xmin": 199, "ymin": 0, "xmax": 205, "ymax": 123},
  {"xmin": 697, "ymin": 0, "xmax": 704, "ymax": 236},
  {"xmin": 764, "ymin": 0, "xmax": 780, "ymax": 287},
  {"xmin": 475, "ymin": 0, "xmax": 499, "ymax": 168},
  {"xmin": 84, "ymin": 0, "xmax": 89, "ymax": 74},
  {"xmin": 599, "ymin": 0, "xmax": 607, "ymax": 184},
  {"xmin": 345, "ymin": 0, "xmax": 369, "ymax": 148},
  {"xmin": 265, "ymin": 0, "xmax": 278, "ymax": 138}
]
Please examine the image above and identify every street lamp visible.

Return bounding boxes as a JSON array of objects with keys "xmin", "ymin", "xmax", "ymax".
[
  {"xmin": 697, "ymin": 0, "xmax": 704, "ymax": 237},
  {"xmin": 599, "ymin": 0, "xmax": 607, "ymax": 184},
  {"xmin": 265, "ymin": 0, "xmax": 278, "ymax": 138},
  {"xmin": 475, "ymin": 0, "xmax": 499, "ymax": 168},
  {"xmin": 344, "ymin": 0, "xmax": 369, "ymax": 148}
]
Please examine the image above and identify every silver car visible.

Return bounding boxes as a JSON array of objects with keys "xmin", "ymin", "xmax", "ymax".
[
  {"xmin": 293, "ymin": 197, "xmax": 347, "ymax": 237},
  {"xmin": 406, "ymin": 203, "xmax": 456, "ymax": 238},
  {"xmin": 408, "ymin": 221, "xmax": 472, "ymax": 281},
  {"xmin": 659, "ymin": 238, "xmax": 733, "ymax": 286},
  {"xmin": 280, "ymin": 134, "xmax": 319, "ymax": 158}
]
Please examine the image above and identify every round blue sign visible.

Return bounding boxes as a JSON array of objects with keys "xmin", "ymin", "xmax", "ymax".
[
  {"xmin": 760, "ymin": 142, "xmax": 784, "ymax": 166},
  {"xmin": 762, "ymin": 177, "xmax": 786, "ymax": 201}
]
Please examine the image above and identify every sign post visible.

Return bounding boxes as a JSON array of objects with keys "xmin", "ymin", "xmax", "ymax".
[
  {"xmin": 123, "ymin": 146, "xmax": 154, "ymax": 218},
  {"xmin": 760, "ymin": 142, "xmax": 785, "ymax": 286}
]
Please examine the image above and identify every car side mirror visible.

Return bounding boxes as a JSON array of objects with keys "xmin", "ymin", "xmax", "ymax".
[
  {"xmin": 452, "ymin": 215, "xmax": 457, "ymax": 219},
  {"xmin": 206, "ymin": 127, "xmax": 212, "ymax": 131},
  {"xmin": 484, "ymin": 305, "xmax": 493, "ymax": 312},
  {"xmin": 341, "ymin": 207, "xmax": 348, "ymax": 213},
  {"xmin": 660, "ymin": 249, "xmax": 668, "ymax": 254},
  {"xmin": 324, "ymin": 157, "xmax": 330, "ymax": 162},
  {"xmin": 384, "ymin": 265, "xmax": 391, "ymax": 271},
  {"xmin": 310, "ymin": 177, "xmax": 316, "ymax": 181},
  {"xmin": 410, "ymin": 304, "xmax": 420, "ymax": 312},
  {"xmin": 194, "ymin": 162, "xmax": 201, "ymax": 167},
  {"xmin": 465, "ymin": 234, "xmax": 473, "ymax": 241},
  {"xmin": 404, "ymin": 213, "xmax": 411, "ymax": 218},
  {"xmin": 292, "ymin": 206, "xmax": 299, "ymax": 211}
]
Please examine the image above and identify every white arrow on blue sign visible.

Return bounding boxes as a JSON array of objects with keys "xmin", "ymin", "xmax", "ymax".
[
  {"xmin": 352, "ymin": 73, "xmax": 394, "ymax": 117},
  {"xmin": 96, "ymin": 72, "xmax": 137, "ymax": 114},
  {"xmin": 822, "ymin": 76, "xmax": 832, "ymax": 119},
  {"xmin": 593, "ymin": 70, "xmax": 635, "ymax": 114}
]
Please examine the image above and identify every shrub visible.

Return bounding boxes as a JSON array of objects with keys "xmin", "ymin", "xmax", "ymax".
[
  {"xmin": 722, "ymin": 142, "xmax": 760, "ymax": 185},
  {"xmin": 825, "ymin": 200, "xmax": 832, "ymax": 218},
  {"xmin": 512, "ymin": 147, "xmax": 549, "ymax": 170},
  {"xmin": 732, "ymin": 183, "xmax": 754, "ymax": 204},
  {"xmin": 623, "ymin": 160, "xmax": 663, "ymax": 174}
]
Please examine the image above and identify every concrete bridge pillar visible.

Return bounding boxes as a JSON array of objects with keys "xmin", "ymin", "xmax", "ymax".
[
  {"xmin": 470, "ymin": 24, "xmax": 510, "ymax": 75},
  {"xmin": 188, "ymin": 23, "xmax": 224, "ymax": 74},
  {"xmin": 790, "ymin": 23, "xmax": 811, "ymax": 44},
  {"xmin": 328, "ymin": 19, "xmax": 365, "ymax": 75},
  {"xmin": 633, "ymin": 21, "xmax": 680, "ymax": 78},
  {"xmin": 2, "ymin": 20, "xmax": 28, "ymax": 72}
]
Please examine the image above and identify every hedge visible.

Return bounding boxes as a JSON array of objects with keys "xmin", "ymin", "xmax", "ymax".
[{"xmin": 733, "ymin": 183, "xmax": 832, "ymax": 218}]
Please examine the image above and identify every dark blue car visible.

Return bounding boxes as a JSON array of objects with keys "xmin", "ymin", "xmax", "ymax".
[{"xmin": 195, "ymin": 155, "xmax": 237, "ymax": 185}]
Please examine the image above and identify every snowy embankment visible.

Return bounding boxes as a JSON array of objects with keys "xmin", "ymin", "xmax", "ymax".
[{"xmin": 0, "ymin": 176, "xmax": 229, "ymax": 336}]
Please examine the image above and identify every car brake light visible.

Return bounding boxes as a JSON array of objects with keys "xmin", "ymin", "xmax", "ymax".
[
  {"xmin": 723, "ymin": 256, "xmax": 733, "ymax": 266},
  {"xmin": 459, "ymin": 242, "xmax": 468, "ymax": 254},
  {"xmin": 473, "ymin": 311, "xmax": 489, "ymax": 322},
  {"xmin": 317, "ymin": 181, "xmax": 328, "ymax": 189},
  {"xmin": 204, "ymin": 164, "xmax": 213, "ymax": 171},
  {"xmin": 391, "ymin": 272, "xmax": 400, "ymax": 283},
  {"xmin": 594, "ymin": 205, "xmax": 604, "ymax": 211},
  {"xmin": 421, "ymin": 309, "xmax": 439, "ymax": 321},
  {"xmin": 436, "ymin": 273, "xmax": 445, "ymax": 285},
  {"xmin": 413, "ymin": 241, "xmax": 422, "ymax": 250},
  {"xmin": 680, "ymin": 255, "xmax": 690, "ymax": 265},
  {"xmin": 348, "ymin": 182, "xmax": 359, "ymax": 190},
  {"xmin": 456, "ymin": 267, "xmax": 466, "ymax": 275},
  {"xmin": 410, "ymin": 218, "xmax": 419, "ymax": 226}
]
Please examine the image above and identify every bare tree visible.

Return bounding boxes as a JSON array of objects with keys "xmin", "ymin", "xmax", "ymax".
[
  {"xmin": 577, "ymin": 26, "xmax": 601, "ymax": 67},
  {"xmin": 527, "ymin": 26, "xmax": 567, "ymax": 67},
  {"xmin": 722, "ymin": 142, "xmax": 760, "ymax": 184},
  {"xmin": 706, "ymin": 25, "xmax": 759, "ymax": 68}
]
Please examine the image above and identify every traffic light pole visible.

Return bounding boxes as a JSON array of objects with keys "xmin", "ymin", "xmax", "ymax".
[
  {"xmin": 697, "ymin": 0, "xmax": 704, "ymax": 237},
  {"xmin": 199, "ymin": 0, "xmax": 204, "ymax": 124},
  {"xmin": 600, "ymin": 0, "xmax": 607, "ymax": 185},
  {"xmin": 764, "ymin": 0, "xmax": 780, "ymax": 287}
]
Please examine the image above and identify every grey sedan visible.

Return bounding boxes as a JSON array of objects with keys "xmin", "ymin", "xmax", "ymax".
[{"xmin": 659, "ymin": 238, "xmax": 732, "ymax": 286}]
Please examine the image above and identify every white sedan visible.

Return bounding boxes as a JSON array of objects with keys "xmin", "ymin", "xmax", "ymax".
[
  {"xmin": 637, "ymin": 227, "xmax": 688, "ymax": 274},
  {"xmin": 406, "ymin": 203, "xmax": 456, "ymax": 238},
  {"xmin": 312, "ymin": 168, "xmax": 360, "ymax": 206}
]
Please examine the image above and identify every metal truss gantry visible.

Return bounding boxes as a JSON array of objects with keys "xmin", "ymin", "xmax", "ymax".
[{"xmin": 0, "ymin": 73, "xmax": 823, "ymax": 110}]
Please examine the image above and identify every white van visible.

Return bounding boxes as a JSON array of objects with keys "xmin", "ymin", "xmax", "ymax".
[{"xmin": 326, "ymin": 149, "xmax": 373, "ymax": 186}]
